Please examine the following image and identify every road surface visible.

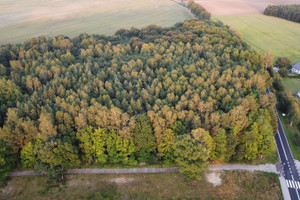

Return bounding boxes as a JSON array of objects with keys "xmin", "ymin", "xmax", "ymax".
[{"xmin": 267, "ymin": 88, "xmax": 300, "ymax": 200}]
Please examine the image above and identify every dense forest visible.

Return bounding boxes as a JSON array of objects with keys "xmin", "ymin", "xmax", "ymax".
[
  {"xmin": 0, "ymin": 18, "xmax": 277, "ymax": 181},
  {"xmin": 264, "ymin": 5, "xmax": 300, "ymax": 23}
]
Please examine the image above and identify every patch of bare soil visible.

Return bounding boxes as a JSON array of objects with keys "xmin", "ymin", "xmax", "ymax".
[
  {"xmin": 1, "ymin": 181, "xmax": 16, "ymax": 195},
  {"xmin": 67, "ymin": 179, "xmax": 93, "ymax": 187},
  {"xmin": 206, "ymin": 172, "xmax": 222, "ymax": 187},
  {"xmin": 109, "ymin": 177, "xmax": 136, "ymax": 184}
]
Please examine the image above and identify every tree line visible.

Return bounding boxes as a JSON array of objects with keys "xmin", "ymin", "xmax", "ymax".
[
  {"xmin": 264, "ymin": 5, "xmax": 300, "ymax": 23},
  {"xmin": 0, "ymin": 18, "xmax": 277, "ymax": 182},
  {"xmin": 187, "ymin": 0, "xmax": 211, "ymax": 21},
  {"xmin": 269, "ymin": 56, "xmax": 300, "ymax": 146}
]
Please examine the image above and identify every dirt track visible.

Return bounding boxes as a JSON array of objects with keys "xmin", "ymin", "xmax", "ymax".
[{"xmin": 195, "ymin": 0, "xmax": 300, "ymax": 16}]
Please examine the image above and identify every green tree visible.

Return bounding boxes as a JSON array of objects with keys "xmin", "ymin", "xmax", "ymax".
[
  {"xmin": 0, "ymin": 78, "xmax": 22, "ymax": 126},
  {"xmin": 0, "ymin": 108, "xmax": 38, "ymax": 154},
  {"xmin": 76, "ymin": 126, "xmax": 108, "ymax": 164},
  {"xmin": 225, "ymin": 127, "xmax": 238, "ymax": 161},
  {"xmin": 21, "ymin": 141, "xmax": 36, "ymax": 168},
  {"xmin": 158, "ymin": 129, "xmax": 175, "ymax": 163},
  {"xmin": 36, "ymin": 140, "xmax": 80, "ymax": 181},
  {"xmin": 211, "ymin": 129, "xmax": 227, "ymax": 161},
  {"xmin": 106, "ymin": 130, "xmax": 136, "ymax": 165},
  {"xmin": 256, "ymin": 116, "xmax": 276, "ymax": 157},
  {"xmin": 242, "ymin": 122, "xmax": 259, "ymax": 160},
  {"xmin": 171, "ymin": 121, "xmax": 188, "ymax": 135},
  {"xmin": 0, "ymin": 140, "xmax": 15, "ymax": 184},
  {"xmin": 174, "ymin": 128, "xmax": 213, "ymax": 180},
  {"xmin": 133, "ymin": 115, "xmax": 156, "ymax": 162}
]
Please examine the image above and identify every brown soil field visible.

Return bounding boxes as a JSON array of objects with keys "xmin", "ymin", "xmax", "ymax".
[{"xmin": 195, "ymin": 0, "xmax": 300, "ymax": 16}]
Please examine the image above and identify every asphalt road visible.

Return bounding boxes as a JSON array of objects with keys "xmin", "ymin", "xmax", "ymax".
[{"xmin": 267, "ymin": 88, "xmax": 300, "ymax": 200}]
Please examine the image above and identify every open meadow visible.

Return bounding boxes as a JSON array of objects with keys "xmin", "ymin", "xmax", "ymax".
[
  {"xmin": 0, "ymin": 172, "xmax": 282, "ymax": 200},
  {"xmin": 0, "ymin": 0, "xmax": 193, "ymax": 45}
]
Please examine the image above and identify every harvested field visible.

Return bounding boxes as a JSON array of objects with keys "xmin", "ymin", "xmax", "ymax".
[
  {"xmin": 195, "ymin": 0, "xmax": 299, "ymax": 16},
  {"xmin": 0, "ymin": 0, "xmax": 193, "ymax": 45}
]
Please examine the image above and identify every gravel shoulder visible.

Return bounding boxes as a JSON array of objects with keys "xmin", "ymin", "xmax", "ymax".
[{"xmin": 10, "ymin": 164, "xmax": 277, "ymax": 177}]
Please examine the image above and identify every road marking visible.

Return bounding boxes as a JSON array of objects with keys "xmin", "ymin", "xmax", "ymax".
[{"xmin": 286, "ymin": 180, "xmax": 300, "ymax": 189}]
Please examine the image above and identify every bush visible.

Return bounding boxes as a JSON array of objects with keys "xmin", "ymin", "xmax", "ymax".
[{"xmin": 147, "ymin": 154, "xmax": 158, "ymax": 165}]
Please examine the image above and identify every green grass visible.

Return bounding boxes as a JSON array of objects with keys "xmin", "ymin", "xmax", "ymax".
[
  {"xmin": 0, "ymin": 171, "xmax": 282, "ymax": 200},
  {"xmin": 0, "ymin": 0, "xmax": 193, "ymax": 45},
  {"xmin": 282, "ymin": 77, "xmax": 300, "ymax": 105},
  {"xmin": 213, "ymin": 14, "xmax": 300, "ymax": 64}
]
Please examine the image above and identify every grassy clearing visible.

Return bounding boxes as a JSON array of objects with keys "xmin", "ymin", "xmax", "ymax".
[
  {"xmin": 0, "ymin": 171, "xmax": 281, "ymax": 200},
  {"xmin": 282, "ymin": 77, "xmax": 300, "ymax": 105},
  {"xmin": 213, "ymin": 14, "xmax": 300, "ymax": 64},
  {"xmin": 0, "ymin": 0, "xmax": 193, "ymax": 45}
]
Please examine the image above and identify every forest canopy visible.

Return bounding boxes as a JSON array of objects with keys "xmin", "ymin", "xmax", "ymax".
[
  {"xmin": 0, "ymin": 19, "xmax": 276, "ymax": 180},
  {"xmin": 264, "ymin": 5, "xmax": 300, "ymax": 23}
]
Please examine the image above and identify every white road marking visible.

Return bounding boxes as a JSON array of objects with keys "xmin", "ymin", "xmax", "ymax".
[
  {"xmin": 292, "ymin": 181, "xmax": 296, "ymax": 188},
  {"xmin": 285, "ymin": 180, "xmax": 300, "ymax": 189}
]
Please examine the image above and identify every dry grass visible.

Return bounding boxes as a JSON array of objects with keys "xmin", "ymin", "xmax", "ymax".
[{"xmin": 0, "ymin": 171, "xmax": 282, "ymax": 200}]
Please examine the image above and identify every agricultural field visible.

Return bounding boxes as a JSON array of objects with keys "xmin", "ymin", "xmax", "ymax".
[
  {"xmin": 0, "ymin": 0, "xmax": 193, "ymax": 45},
  {"xmin": 194, "ymin": 0, "xmax": 300, "ymax": 64},
  {"xmin": 213, "ymin": 14, "xmax": 300, "ymax": 64},
  {"xmin": 195, "ymin": 0, "xmax": 299, "ymax": 16},
  {"xmin": 0, "ymin": 172, "xmax": 282, "ymax": 200}
]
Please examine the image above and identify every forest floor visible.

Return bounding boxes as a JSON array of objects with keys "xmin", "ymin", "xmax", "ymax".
[
  {"xmin": 0, "ymin": 171, "xmax": 282, "ymax": 200},
  {"xmin": 0, "ymin": 0, "xmax": 193, "ymax": 45}
]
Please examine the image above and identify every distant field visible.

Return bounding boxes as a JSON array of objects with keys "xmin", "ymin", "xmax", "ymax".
[
  {"xmin": 213, "ymin": 14, "xmax": 300, "ymax": 64},
  {"xmin": 0, "ymin": 0, "xmax": 193, "ymax": 45},
  {"xmin": 0, "ymin": 172, "xmax": 281, "ymax": 200},
  {"xmin": 195, "ymin": 0, "xmax": 299, "ymax": 16}
]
